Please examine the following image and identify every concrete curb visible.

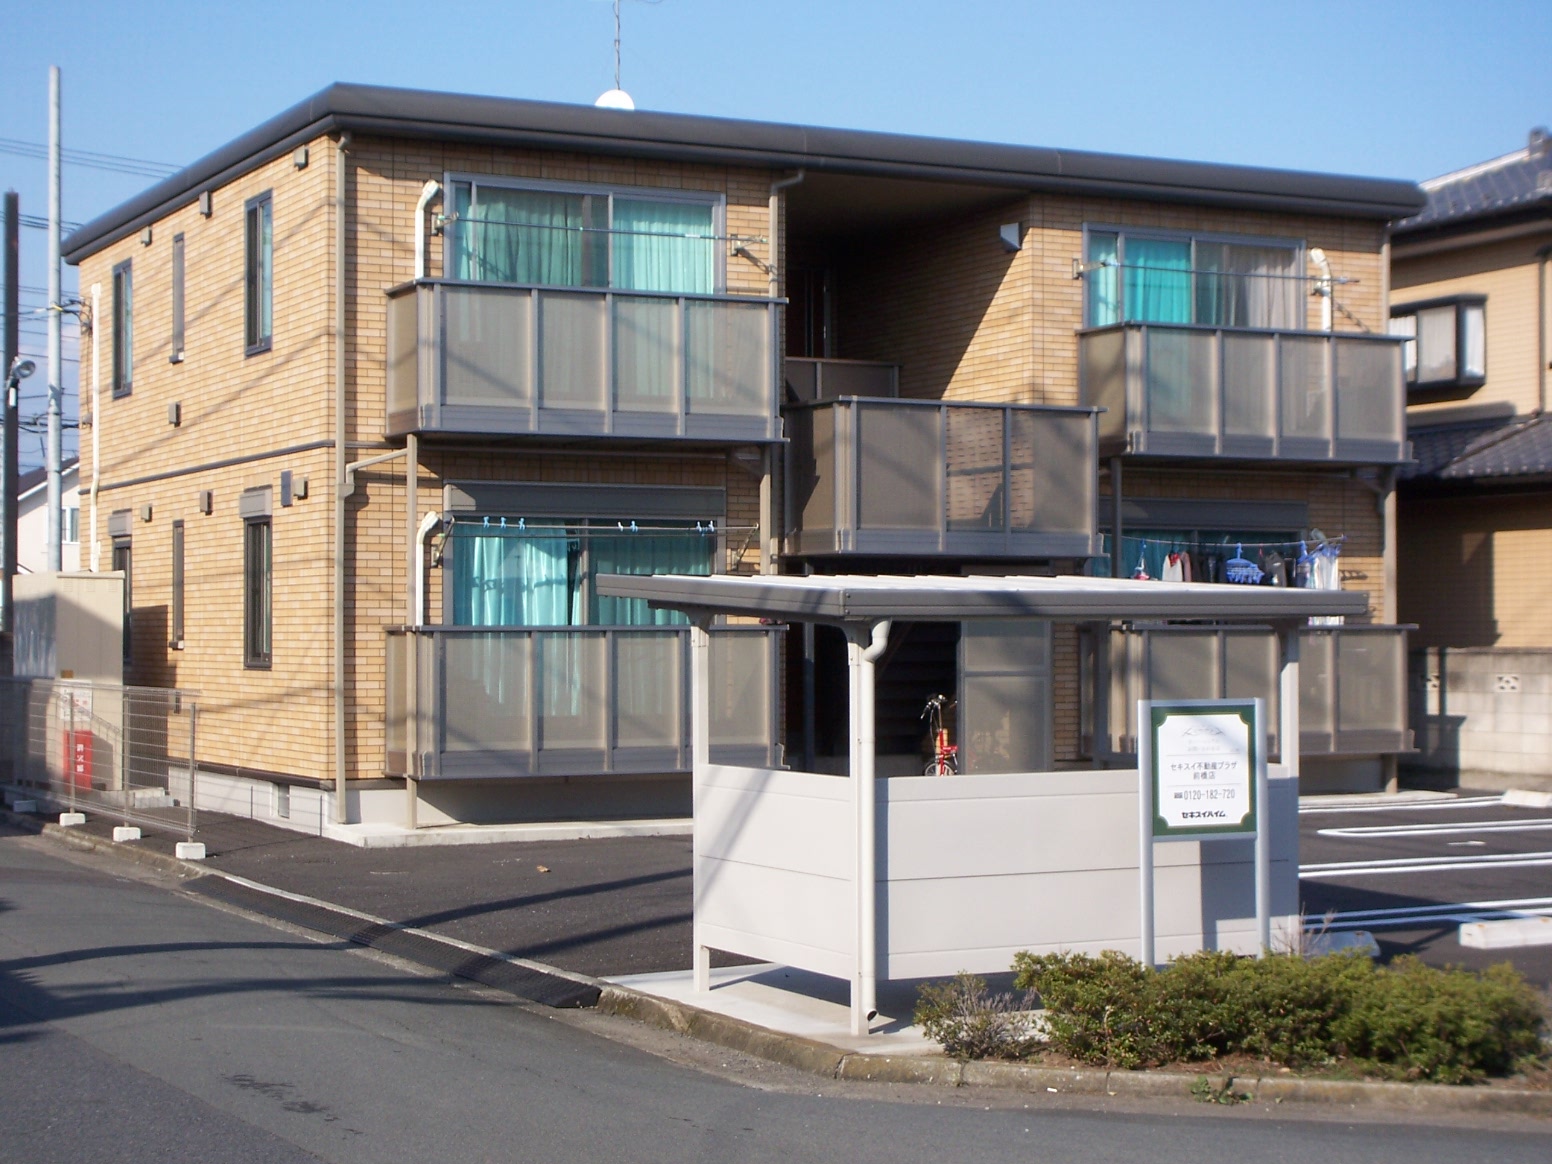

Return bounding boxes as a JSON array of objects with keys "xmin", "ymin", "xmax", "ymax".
[
  {"xmin": 598, "ymin": 984, "xmax": 1552, "ymax": 1116},
  {"xmin": 11, "ymin": 809, "xmax": 1550, "ymax": 1117}
]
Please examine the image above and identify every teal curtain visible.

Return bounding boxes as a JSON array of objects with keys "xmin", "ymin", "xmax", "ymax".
[
  {"xmin": 612, "ymin": 200, "xmax": 714, "ymax": 294},
  {"xmin": 1124, "ymin": 238, "xmax": 1192, "ymax": 324},
  {"xmin": 450, "ymin": 526, "xmax": 580, "ymax": 627},
  {"xmin": 1086, "ymin": 232, "xmax": 1120, "ymax": 326},
  {"xmin": 589, "ymin": 530, "xmax": 713, "ymax": 625},
  {"xmin": 449, "ymin": 185, "xmax": 605, "ymax": 286}
]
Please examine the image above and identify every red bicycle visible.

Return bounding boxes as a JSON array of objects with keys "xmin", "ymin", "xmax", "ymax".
[{"xmin": 921, "ymin": 693, "xmax": 959, "ymax": 776}]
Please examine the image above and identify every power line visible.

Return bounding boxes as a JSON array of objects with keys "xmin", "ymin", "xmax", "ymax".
[
  {"xmin": 0, "ymin": 136, "xmax": 179, "ymax": 179},
  {"xmin": 20, "ymin": 213, "xmax": 83, "ymax": 232}
]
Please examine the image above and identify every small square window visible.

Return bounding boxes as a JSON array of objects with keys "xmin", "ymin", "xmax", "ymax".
[{"xmin": 1390, "ymin": 295, "xmax": 1487, "ymax": 392}]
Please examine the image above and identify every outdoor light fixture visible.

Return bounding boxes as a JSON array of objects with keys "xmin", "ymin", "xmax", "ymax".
[{"xmin": 5, "ymin": 357, "xmax": 35, "ymax": 407}]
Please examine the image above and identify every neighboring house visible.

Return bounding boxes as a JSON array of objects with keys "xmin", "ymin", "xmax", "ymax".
[
  {"xmin": 61, "ymin": 84, "xmax": 1422, "ymax": 827},
  {"xmin": 1391, "ymin": 127, "xmax": 1552, "ymax": 790},
  {"xmin": 16, "ymin": 458, "xmax": 81, "ymax": 574}
]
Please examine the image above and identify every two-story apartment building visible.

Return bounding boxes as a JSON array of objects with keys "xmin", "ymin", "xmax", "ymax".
[
  {"xmin": 1392, "ymin": 128, "xmax": 1552, "ymax": 790},
  {"xmin": 62, "ymin": 85, "xmax": 1423, "ymax": 828}
]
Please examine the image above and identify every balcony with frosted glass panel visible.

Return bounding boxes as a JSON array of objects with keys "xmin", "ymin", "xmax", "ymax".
[
  {"xmin": 784, "ymin": 397, "xmax": 1100, "ymax": 558},
  {"xmin": 384, "ymin": 625, "xmax": 781, "ymax": 780},
  {"xmin": 1097, "ymin": 624, "xmax": 1412, "ymax": 760},
  {"xmin": 385, "ymin": 279, "xmax": 781, "ymax": 442},
  {"xmin": 1079, "ymin": 323, "xmax": 1409, "ymax": 464}
]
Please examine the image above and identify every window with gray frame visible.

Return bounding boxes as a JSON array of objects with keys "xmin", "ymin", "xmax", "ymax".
[
  {"xmin": 243, "ymin": 517, "xmax": 271, "ymax": 667},
  {"xmin": 1084, "ymin": 228, "xmax": 1303, "ymax": 331},
  {"xmin": 444, "ymin": 177, "xmax": 722, "ymax": 294},
  {"xmin": 112, "ymin": 260, "xmax": 133, "ymax": 396},
  {"xmin": 170, "ymin": 232, "xmax": 185, "ymax": 362},
  {"xmin": 244, "ymin": 192, "xmax": 273, "ymax": 353},
  {"xmin": 112, "ymin": 535, "xmax": 132, "ymax": 665},
  {"xmin": 171, "ymin": 520, "xmax": 185, "ymax": 647},
  {"xmin": 1388, "ymin": 295, "xmax": 1486, "ymax": 390}
]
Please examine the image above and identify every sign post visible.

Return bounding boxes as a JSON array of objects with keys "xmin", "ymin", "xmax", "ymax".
[{"xmin": 1138, "ymin": 698, "xmax": 1268, "ymax": 967}]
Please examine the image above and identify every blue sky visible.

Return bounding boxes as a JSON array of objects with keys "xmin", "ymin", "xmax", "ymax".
[{"xmin": 3, "ymin": 0, "xmax": 1549, "ymax": 469}]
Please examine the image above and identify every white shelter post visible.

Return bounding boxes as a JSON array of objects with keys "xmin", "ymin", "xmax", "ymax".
[
  {"xmin": 690, "ymin": 617, "xmax": 713, "ymax": 993},
  {"xmin": 1278, "ymin": 625, "xmax": 1301, "ymax": 787},
  {"xmin": 847, "ymin": 619, "xmax": 889, "ymax": 1035}
]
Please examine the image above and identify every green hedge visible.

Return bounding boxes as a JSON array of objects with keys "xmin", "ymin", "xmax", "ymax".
[{"xmin": 1006, "ymin": 949, "xmax": 1544, "ymax": 1083}]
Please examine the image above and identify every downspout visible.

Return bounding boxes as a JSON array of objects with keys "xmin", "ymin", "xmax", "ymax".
[
  {"xmin": 1310, "ymin": 248, "xmax": 1333, "ymax": 332},
  {"xmin": 851, "ymin": 617, "xmax": 890, "ymax": 1035},
  {"xmin": 414, "ymin": 180, "xmax": 440, "ymax": 282},
  {"xmin": 333, "ymin": 131, "xmax": 352, "ymax": 825},
  {"xmin": 763, "ymin": 171, "xmax": 804, "ymax": 576},
  {"xmin": 1537, "ymin": 242, "xmax": 1550, "ymax": 415},
  {"xmin": 89, "ymin": 282, "xmax": 100, "ymax": 571},
  {"xmin": 415, "ymin": 509, "xmax": 439, "ymax": 624}
]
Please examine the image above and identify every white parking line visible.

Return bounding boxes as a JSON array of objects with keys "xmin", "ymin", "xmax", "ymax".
[
  {"xmin": 1315, "ymin": 898, "xmax": 1552, "ymax": 932},
  {"xmin": 1317, "ymin": 818, "xmax": 1552, "ymax": 839},
  {"xmin": 1299, "ymin": 795, "xmax": 1505, "ymax": 816},
  {"xmin": 1301, "ymin": 852, "xmax": 1552, "ymax": 879}
]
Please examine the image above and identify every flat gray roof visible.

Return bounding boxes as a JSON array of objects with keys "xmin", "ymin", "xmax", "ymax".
[
  {"xmin": 594, "ymin": 572, "xmax": 1370, "ymax": 625},
  {"xmin": 65, "ymin": 82, "xmax": 1424, "ymax": 263}
]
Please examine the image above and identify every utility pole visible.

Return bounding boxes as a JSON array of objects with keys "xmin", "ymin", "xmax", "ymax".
[
  {"xmin": 2, "ymin": 191, "xmax": 19, "ymax": 674},
  {"xmin": 46, "ymin": 65, "xmax": 63, "ymax": 572}
]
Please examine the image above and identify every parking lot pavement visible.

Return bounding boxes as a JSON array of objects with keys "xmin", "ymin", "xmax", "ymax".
[{"xmin": 1299, "ymin": 790, "xmax": 1552, "ymax": 987}]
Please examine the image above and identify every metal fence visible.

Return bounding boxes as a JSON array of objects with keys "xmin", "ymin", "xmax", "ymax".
[{"xmin": 0, "ymin": 677, "xmax": 199, "ymax": 838}]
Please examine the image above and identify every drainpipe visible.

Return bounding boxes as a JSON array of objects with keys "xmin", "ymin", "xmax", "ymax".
[
  {"xmin": 406, "ymin": 504, "xmax": 440, "ymax": 831},
  {"xmin": 1310, "ymin": 248, "xmax": 1333, "ymax": 332},
  {"xmin": 333, "ymin": 131, "xmax": 352, "ymax": 825},
  {"xmin": 764, "ymin": 171, "xmax": 803, "ymax": 576},
  {"xmin": 414, "ymin": 181, "xmax": 440, "ymax": 282},
  {"xmin": 850, "ymin": 618, "xmax": 889, "ymax": 1036},
  {"xmin": 1537, "ymin": 243, "xmax": 1550, "ymax": 415},
  {"xmin": 89, "ymin": 283, "xmax": 100, "ymax": 571}
]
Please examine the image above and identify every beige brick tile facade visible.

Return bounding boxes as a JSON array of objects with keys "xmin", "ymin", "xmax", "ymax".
[{"xmin": 72, "ymin": 113, "xmax": 1399, "ymax": 792}]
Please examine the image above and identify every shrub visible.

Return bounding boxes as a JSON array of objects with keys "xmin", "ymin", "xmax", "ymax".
[
  {"xmin": 1008, "ymin": 948, "xmax": 1545, "ymax": 1082},
  {"xmin": 913, "ymin": 972, "xmax": 1039, "ymax": 1061}
]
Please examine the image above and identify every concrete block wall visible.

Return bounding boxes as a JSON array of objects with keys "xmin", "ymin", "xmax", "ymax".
[{"xmin": 1409, "ymin": 646, "xmax": 1552, "ymax": 788}]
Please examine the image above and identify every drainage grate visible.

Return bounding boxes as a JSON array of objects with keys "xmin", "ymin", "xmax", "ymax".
[{"xmin": 186, "ymin": 875, "xmax": 600, "ymax": 1009}]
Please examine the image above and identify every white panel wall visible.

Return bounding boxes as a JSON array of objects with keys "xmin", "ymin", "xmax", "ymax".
[
  {"xmin": 692, "ymin": 763, "xmax": 1300, "ymax": 985},
  {"xmin": 879, "ymin": 767, "xmax": 1299, "ymax": 979},
  {"xmin": 695, "ymin": 763, "xmax": 855, "ymax": 978}
]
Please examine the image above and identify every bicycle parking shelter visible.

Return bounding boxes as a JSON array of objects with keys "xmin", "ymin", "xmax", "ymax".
[{"xmin": 595, "ymin": 572, "xmax": 1368, "ymax": 1035}]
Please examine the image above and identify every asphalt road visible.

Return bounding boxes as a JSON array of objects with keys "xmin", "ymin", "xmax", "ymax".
[
  {"xmin": 1300, "ymin": 792, "xmax": 1552, "ymax": 987},
  {"xmin": 4, "ymin": 828, "xmax": 1548, "ymax": 1162}
]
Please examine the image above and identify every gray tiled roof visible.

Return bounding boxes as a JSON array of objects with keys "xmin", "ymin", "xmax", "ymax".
[
  {"xmin": 1404, "ymin": 413, "xmax": 1552, "ymax": 482},
  {"xmin": 1394, "ymin": 134, "xmax": 1552, "ymax": 234}
]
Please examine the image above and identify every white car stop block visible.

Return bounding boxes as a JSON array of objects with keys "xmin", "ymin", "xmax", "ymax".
[
  {"xmin": 59, "ymin": 812, "xmax": 86, "ymax": 826},
  {"xmin": 1459, "ymin": 916, "xmax": 1552, "ymax": 949},
  {"xmin": 175, "ymin": 842, "xmax": 207, "ymax": 861},
  {"xmin": 111, "ymin": 825, "xmax": 142, "ymax": 843}
]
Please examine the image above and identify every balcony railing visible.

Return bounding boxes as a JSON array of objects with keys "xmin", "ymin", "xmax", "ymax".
[
  {"xmin": 784, "ymin": 357, "xmax": 899, "ymax": 401},
  {"xmin": 385, "ymin": 279, "xmax": 782, "ymax": 442},
  {"xmin": 384, "ymin": 625, "xmax": 781, "ymax": 780},
  {"xmin": 1095, "ymin": 623, "xmax": 1412, "ymax": 759},
  {"xmin": 785, "ymin": 397, "xmax": 1100, "ymax": 558},
  {"xmin": 1079, "ymin": 323, "xmax": 1408, "ymax": 464}
]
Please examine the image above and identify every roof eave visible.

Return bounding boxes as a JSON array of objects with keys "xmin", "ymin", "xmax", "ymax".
[{"xmin": 65, "ymin": 82, "xmax": 1425, "ymax": 264}]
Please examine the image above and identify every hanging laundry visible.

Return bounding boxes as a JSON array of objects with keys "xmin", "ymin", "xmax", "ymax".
[
  {"xmin": 1263, "ymin": 550, "xmax": 1287, "ymax": 587},
  {"xmin": 1224, "ymin": 544, "xmax": 1264, "ymax": 585},
  {"xmin": 1162, "ymin": 553, "xmax": 1185, "ymax": 583},
  {"xmin": 1309, "ymin": 540, "xmax": 1344, "ymax": 626}
]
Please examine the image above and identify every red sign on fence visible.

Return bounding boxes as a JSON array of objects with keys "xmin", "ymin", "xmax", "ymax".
[{"xmin": 64, "ymin": 729, "xmax": 93, "ymax": 788}]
